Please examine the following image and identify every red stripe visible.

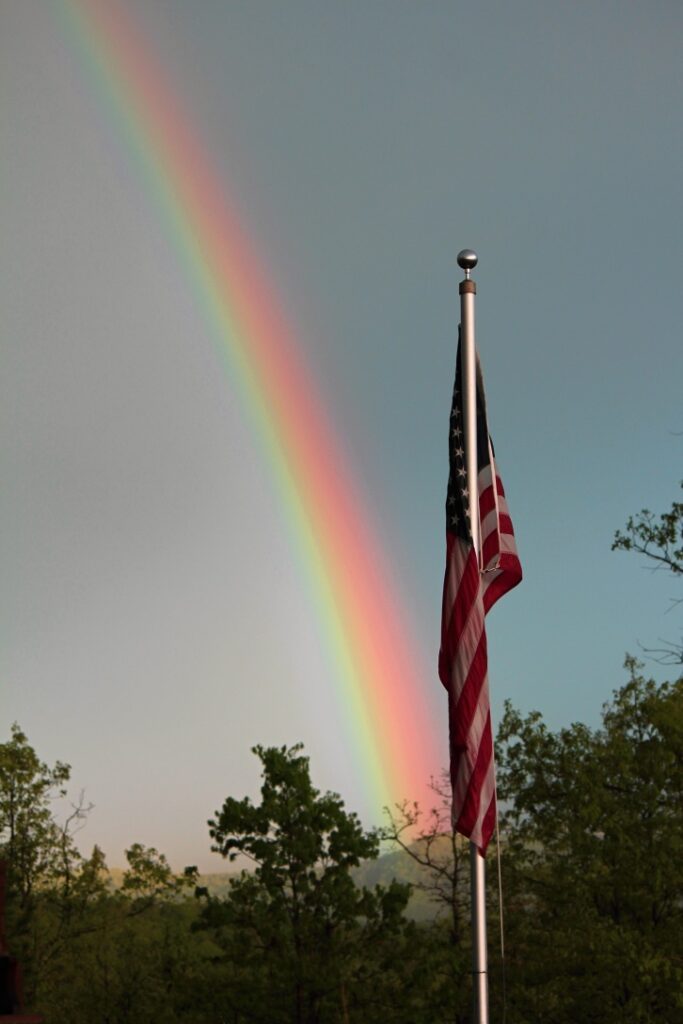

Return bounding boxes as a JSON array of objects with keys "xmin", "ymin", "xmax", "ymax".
[
  {"xmin": 499, "ymin": 514, "xmax": 514, "ymax": 535},
  {"xmin": 477, "ymin": 473, "xmax": 505, "ymax": 509},
  {"xmin": 482, "ymin": 531, "xmax": 501, "ymax": 568},
  {"xmin": 455, "ymin": 711, "xmax": 493, "ymax": 836},
  {"xmin": 479, "ymin": 484, "xmax": 496, "ymax": 519},
  {"xmin": 482, "ymin": 554, "xmax": 523, "ymax": 612},
  {"xmin": 449, "ymin": 544, "xmax": 480, "ymax": 641},
  {"xmin": 479, "ymin": 794, "xmax": 497, "ymax": 856},
  {"xmin": 449, "ymin": 630, "xmax": 488, "ymax": 746},
  {"xmin": 439, "ymin": 540, "xmax": 479, "ymax": 688}
]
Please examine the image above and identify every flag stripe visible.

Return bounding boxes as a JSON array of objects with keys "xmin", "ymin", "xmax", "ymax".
[{"xmin": 454, "ymin": 709, "xmax": 493, "ymax": 837}]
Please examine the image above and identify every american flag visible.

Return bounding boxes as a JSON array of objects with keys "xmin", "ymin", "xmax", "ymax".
[{"xmin": 438, "ymin": 335, "xmax": 522, "ymax": 855}]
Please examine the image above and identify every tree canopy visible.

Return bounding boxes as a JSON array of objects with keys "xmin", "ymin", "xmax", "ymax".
[{"xmin": 203, "ymin": 743, "xmax": 418, "ymax": 1024}]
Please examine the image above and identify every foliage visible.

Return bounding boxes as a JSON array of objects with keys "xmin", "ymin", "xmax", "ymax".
[
  {"xmin": 0, "ymin": 723, "xmax": 107, "ymax": 1005},
  {"xmin": 203, "ymin": 743, "xmax": 417, "ymax": 1024},
  {"xmin": 381, "ymin": 773, "xmax": 472, "ymax": 1022},
  {"xmin": 612, "ymin": 481, "xmax": 683, "ymax": 577},
  {"xmin": 613, "ymin": 481, "xmax": 683, "ymax": 664},
  {"xmin": 41, "ymin": 898, "xmax": 223, "ymax": 1024},
  {"xmin": 0, "ymin": 725, "xmax": 208, "ymax": 1021},
  {"xmin": 0, "ymin": 722, "xmax": 74, "ymax": 904},
  {"xmin": 496, "ymin": 663, "xmax": 683, "ymax": 1023},
  {"xmin": 382, "ymin": 772, "xmax": 470, "ymax": 940}
]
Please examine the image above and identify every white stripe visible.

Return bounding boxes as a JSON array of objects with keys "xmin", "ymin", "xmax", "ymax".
[
  {"xmin": 452, "ymin": 748, "xmax": 474, "ymax": 815},
  {"xmin": 481, "ymin": 507, "xmax": 500, "ymax": 539},
  {"xmin": 447, "ymin": 579, "xmax": 485, "ymax": 701},
  {"xmin": 477, "ymin": 463, "xmax": 494, "ymax": 492},
  {"xmin": 469, "ymin": 752, "xmax": 496, "ymax": 849},
  {"xmin": 451, "ymin": 685, "xmax": 490, "ymax": 812},
  {"xmin": 444, "ymin": 542, "xmax": 482, "ymax": 694},
  {"xmin": 445, "ymin": 541, "xmax": 491, "ymax": 816},
  {"xmin": 450, "ymin": 704, "xmax": 489, "ymax": 815},
  {"xmin": 443, "ymin": 540, "xmax": 469, "ymax": 615}
]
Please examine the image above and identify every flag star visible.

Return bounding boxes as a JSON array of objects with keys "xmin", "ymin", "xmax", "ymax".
[
  {"xmin": 452, "ymin": 426, "xmax": 462, "ymax": 439},
  {"xmin": 457, "ymin": 466, "xmax": 466, "ymax": 479},
  {"xmin": 450, "ymin": 515, "xmax": 459, "ymax": 526},
  {"xmin": 447, "ymin": 495, "xmax": 456, "ymax": 506},
  {"xmin": 461, "ymin": 487, "xmax": 469, "ymax": 499},
  {"xmin": 455, "ymin": 447, "xmax": 464, "ymax": 459}
]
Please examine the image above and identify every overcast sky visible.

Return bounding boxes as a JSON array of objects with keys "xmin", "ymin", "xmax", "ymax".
[{"xmin": 1, "ymin": 0, "xmax": 681, "ymax": 872}]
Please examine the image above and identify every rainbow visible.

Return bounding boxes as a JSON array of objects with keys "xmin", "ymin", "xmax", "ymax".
[{"xmin": 60, "ymin": 0, "xmax": 442, "ymax": 813}]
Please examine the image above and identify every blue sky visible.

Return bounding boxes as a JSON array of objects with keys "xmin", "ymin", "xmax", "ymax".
[{"xmin": 1, "ymin": 0, "xmax": 681, "ymax": 872}]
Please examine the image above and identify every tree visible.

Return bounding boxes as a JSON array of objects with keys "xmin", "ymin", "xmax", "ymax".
[
  {"xmin": 612, "ymin": 481, "xmax": 683, "ymax": 578},
  {"xmin": 203, "ymin": 743, "xmax": 415, "ymax": 1024},
  {"xmin": 47, "ymin": 889, "xmax": 219, "ymax": 1024},
  {"xmin": 495, "ymin": 664, "xmax": 683, "ymax": 1023},
  {"xmin": 0, "ymin": 723, "xmax": 74, "ymax": 905},
  {"xmin": 0, "ymin": 725, "xmax": 205, "ymax": 1022},
  {"xmin": 382, "ymin": 773, "xmax": 469, "ymax": 942},
  {"xmin": 0, "ymin": 723, "xmax": 108, "ymax": 1007},
  {"xmin": 613, "ymin": 481, "xmax": 683, "ymax": 664},
  {"xmin": 381, "ymin": 774, "xmax": 474, "ymax": 1024}
]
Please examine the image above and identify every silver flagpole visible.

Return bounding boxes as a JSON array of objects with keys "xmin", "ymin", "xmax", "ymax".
[{"xmin": 457, "ymin": 248, "xmax": 489, "ymax": 1024}]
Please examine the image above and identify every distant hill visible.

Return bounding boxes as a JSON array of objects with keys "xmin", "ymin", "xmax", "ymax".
[
  {"xmin": 106, "ymin": 842, "xmax": 451, "ymax": 921},
  {"xmin": 353, "ymin": 839, "xmax": 454, "ymax": 922},
  {"xmin": 103, "ymin": 866, "xmax": 238, "ymax": 900},
  {"xmin": 193, "ymin": 872, "xmax": 237, "ymax": 899}
]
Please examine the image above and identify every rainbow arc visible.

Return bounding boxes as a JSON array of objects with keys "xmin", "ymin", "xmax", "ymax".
[{"xmin": 63, "ymin": 0, "xmax": 441, "ymax": 811}]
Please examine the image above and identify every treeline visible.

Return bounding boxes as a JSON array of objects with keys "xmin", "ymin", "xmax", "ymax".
[{"xmin": 1, "ymin": 494, "xmax": 681, "ymax": 1024}]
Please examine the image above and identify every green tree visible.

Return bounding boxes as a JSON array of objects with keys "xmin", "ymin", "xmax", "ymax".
[
  {"xmin": 46, "ymin": 894, "xmax": 221, "ymax": 1024},
  {"xmin": 0, "ymin": 723, "xmax": 109, "ymax": 1007},
  {"xmin": 203, "ymin": 743, "xmax": 415, "ymax": 1024},
  {"xmin": 613, "ymin": 481, "xmax": 683, "ymax": 665},
  {"xmin": 0, "ymin": 725, "xmax": 206, "ymax": 1022},
  {"xmin": 496, "ymin": 664, "xmax": 683, "ymax": 1023},
  {"xmin": 0, "ymin": 723, "xmax": 73, "ymax": 905},
  {"xmin": 32, "ymin": 842, "xmax": 203, "ymax": 1023}
]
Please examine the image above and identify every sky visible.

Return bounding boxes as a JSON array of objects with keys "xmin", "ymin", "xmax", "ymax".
[{"xmin": 1, "ymin": 0, "xmax": 681, "ymax": 874}]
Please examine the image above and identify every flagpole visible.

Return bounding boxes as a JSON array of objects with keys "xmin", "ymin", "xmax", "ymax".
[{"xmin": 458, "ymin": 247, "xmax": 489, "ymax": 1024}]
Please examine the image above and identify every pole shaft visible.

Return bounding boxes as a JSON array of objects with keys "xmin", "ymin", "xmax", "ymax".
[
  {"xmin": 459, "ymin": 274, "xmax": 489, "ymax": 1024},
  {"xmin": 470, "ymin": 842, "xmax": 489, "ymax": 1024},
  {"xmin": 459, "ymin": 283, "xmax": 479, "ymax": 557}
]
